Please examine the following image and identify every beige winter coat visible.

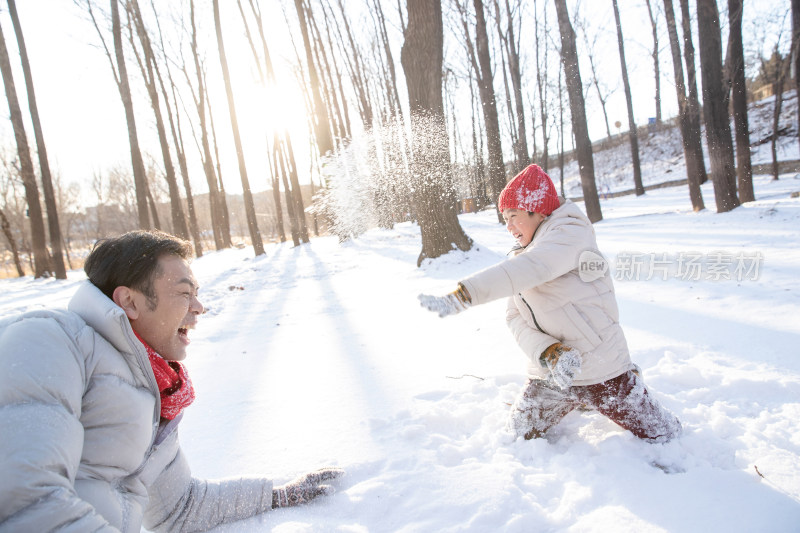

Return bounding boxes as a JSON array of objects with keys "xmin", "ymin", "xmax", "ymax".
[
  {"xmin": 460, "ymin": 200, "xmax": 633, "ymax": 386},
  {"xmin": 0, "ymin": 281, "xmax": 274, "ymax": 532}
]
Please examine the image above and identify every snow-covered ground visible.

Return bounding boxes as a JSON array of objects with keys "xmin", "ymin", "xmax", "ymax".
[{"xmin": 2, "ymin": 171, "xmax": 799, "ymax": 532}]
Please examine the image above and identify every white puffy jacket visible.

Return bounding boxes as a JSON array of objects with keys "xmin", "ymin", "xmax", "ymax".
[
  {"xmin": 0, "ymin": 281, "xmax": 273, "ymax": 532},
  {"xmin": 460, "ymin": 200, "xmax": 633, "ymax": 386}
]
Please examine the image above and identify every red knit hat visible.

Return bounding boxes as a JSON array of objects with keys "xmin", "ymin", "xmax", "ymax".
[{"xmin": 497, "ymin": 164, "xmax": 560, "ymax": 216}]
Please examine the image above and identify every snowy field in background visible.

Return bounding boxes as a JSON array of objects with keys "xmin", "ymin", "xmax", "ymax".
[
  {"xmin": 2, "ymin": 173, "xmax": 799, "ymax": 532},
  {"xmin": 558, "ymin": 91, "xmax": 799, "ymax": 198}
]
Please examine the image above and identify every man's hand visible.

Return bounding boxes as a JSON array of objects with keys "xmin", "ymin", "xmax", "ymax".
[
  {"xmin": 272, "ymin": 468, "xmax": 344, "ymax": 508},
  {"xmin": 418, "ymin": 284, "xmax": 472, "ymax": 317},
  {"xmin": 540, "ymin": 343, "xmax": 582, "ymax": 389}
]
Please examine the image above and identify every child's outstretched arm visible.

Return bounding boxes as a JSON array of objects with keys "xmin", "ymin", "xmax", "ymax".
[{"xmin": 418, "ymin": 283, "xmax": 472, "ymax": 317}]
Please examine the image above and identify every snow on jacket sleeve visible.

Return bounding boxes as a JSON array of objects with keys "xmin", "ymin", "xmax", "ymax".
[
  {"xmin": 0, "ymin": 314, "xmax": 119, "ymax": 532},
  {"xmin": 142, "ymin": 428, "xmax": 274, "ymax": 533},
  {"xmin": 460, "ymin": 212, "xmax": 595, "ymax": 306}
]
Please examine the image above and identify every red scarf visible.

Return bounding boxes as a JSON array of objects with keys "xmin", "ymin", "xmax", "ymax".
[{"xmin": 135, "ymin": 332, "xmax": 195, "ymax": 420}]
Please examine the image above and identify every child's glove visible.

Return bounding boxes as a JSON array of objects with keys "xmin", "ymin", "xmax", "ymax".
[
  {"xmin": 418, "ymin": 284, "xmax": 472, "ymax": 317},
  {"xmin": 272, "ymin": 468, "xmax": 344, "ymax": 508},
  {"xmin": 540, "ymin": 343, "xmax": 582, "ymax": 389}
]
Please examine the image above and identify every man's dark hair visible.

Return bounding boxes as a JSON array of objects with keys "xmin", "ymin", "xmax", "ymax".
[{"xmin": 84, "ymin": 230, "xmax": 193, "ymax": 306}]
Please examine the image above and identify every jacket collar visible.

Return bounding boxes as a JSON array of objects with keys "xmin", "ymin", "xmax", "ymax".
[
  {"xmin": 68, "ymin": 281, "xmax": 139, "ymax": 354},
  {"xmin": 69, "ymin": 280, "xmax": 162, "ymax": 430}
]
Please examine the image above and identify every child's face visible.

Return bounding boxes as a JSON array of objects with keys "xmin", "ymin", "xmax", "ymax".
[{"xmin": 503, "ymin": 209, "xmax": 545, "ymax": 247}]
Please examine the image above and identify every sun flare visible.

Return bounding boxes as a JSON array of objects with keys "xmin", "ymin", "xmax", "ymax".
[{"xmin": 231, "ymin": 73, "xmax": 309, "ymax": 144}]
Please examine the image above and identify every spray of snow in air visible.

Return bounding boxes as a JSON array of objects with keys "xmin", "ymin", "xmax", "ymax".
[{"xmin": 313, "ymin": 113, "xmax": 472, "ymax": 242}]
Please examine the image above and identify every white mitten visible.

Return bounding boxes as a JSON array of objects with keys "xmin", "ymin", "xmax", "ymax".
[
  {"xmin": 418, "ymin": 284, "xmax": 472, "ymax": 317},
  {"xmin": 540, "ymin": 343, "xmax": 582, "ymax": 389},
  {"xmin": 272, "ymin": 468, "xmax": 344, "ymax": 508}
]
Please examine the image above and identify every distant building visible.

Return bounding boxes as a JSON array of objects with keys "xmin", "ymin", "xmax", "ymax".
[{"xmin": 752, "ymin": 84, "xmax": 774, "ymax": 102}]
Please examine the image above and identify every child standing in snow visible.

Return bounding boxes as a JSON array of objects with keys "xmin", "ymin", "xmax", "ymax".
[{"xmin": 419, "ymin": 164, "xmax": 681, "ymax": 442}]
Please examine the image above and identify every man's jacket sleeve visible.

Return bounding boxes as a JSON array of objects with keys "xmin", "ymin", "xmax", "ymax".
[
  {"xmin": 142, "ymin": 428, "xmax": 274, "ymax": 533},
  {"xmin": 0, "ymin": 315, "xmax": 117, "ymax": 532}
]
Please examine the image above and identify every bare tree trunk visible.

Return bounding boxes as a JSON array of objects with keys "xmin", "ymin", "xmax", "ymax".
[
  {"xmin": 493, "ymin": 0, "xmax": 528, "ymax": 171},
  {"xmin": 308, "ymin": 177, "xmax": 319, "ymax": 237},
  {"xmin": 318, "ymin": 5, "xmax": 352, "ymax": 139},
  {"xmin": 0, "ymin": 20, "xmax": 50, "ymax": 277},
  {"xmin": 494, "ymin": 28, "xmax": 519, "ymax": 171},
  {"xmin": 371, "ymin": 0, "xmax": 405, "ymax": 123},
  {"xmin": 727, "ymin": 0, "xmax": 754, "ymax": 202},
  {"xmin": 679, "ymin": 0, "xmax": 708, "ymax": 184},
  {"xmin": 588, "ymin": 60, "xmax": 613, "ymax": 141},
  {"xmin": 169, "ymin": 92, "xmax": 204, "ymax": 255},
  {"xmin": 128, "ymin": 0, "xmax": 189, "ymax": 240},
  {"xmin": 110, "ymin": 0, "xmax": 150, "ymax": 229},
  {"xmin": 771, "ymin": 88, "xmax": 784, "ymax": 180},
  {"xmin": 92, "ymin": 173, "xmax": 105, "ymax": 237},
  {"xmin": 793, "ymin": 0, "xmax": 800, "ymax": 157},
  {"xmin": 697, "ymin": 0, "xmax": 740, "ymax": 212},
  {"xmin": 203, "ymin": 70, "xmax": 232, "ymax": 248},
  {"xmin": 269, "ymin": 134, "xmax": 287, "ymax": 243},
  {"xmin": 663, "ymin": 0, "xmax": 705, "ymax": 211},
  {"xmin": 535, "ymin": 0, "xmax": 550, "ymax": 170},
  {"xmin": 240, "ymin": 0, "xmax": 288, "ymax": 243},
  {"xmin": 612, "ymin": 0, "xmax": 644, "ymax": 196},
  {"xmin": 506, "ymin": 0, "xmax": 528, "ymax": 168},
  {"xmin": 557, "ymin": 63, "xmax": 565, "ymax": 197},
  {"xmin": 272, "ymin": 184, "xmax": 286, "ymax": 242},
  {"xmin": 578, "ymin": 17, "xmax": 614, "ymax": 141},
  {"xmin": 242, "ymin": 0, "xmax": 305, "ymax": 243},
  {"xmin": 212, "ymin": 0, "xmax": 264, "ymax": 255},
  {"xmin": 275, "ymin": 140, "xmax": 300, "ymax": 246},
  {"xmin": 333, "ymin": 0, "xmax": 373, "ymax": 128},
  {"xmin": 145, "ymin": 180, "xmax": 161, "ymax": 229},
  {"xmin": 152, "ymin": 10, "xmax": 203, "ymax": 256},
  {"xmin": 529, "ymin": 99, "xmax": 537, "ymax": 164},
  {"xmin": 295, "ymin": 0, "xmax": 334, "ymax": 157},
  {"xmin": 469, "ymin": 76, "xmax": 488, "ymax": 206},
  {"xmin": 770, "ymin": 57, "xmax": 789, "ymax": 180},
  {"xmin": 369, "ymin": 0, "xmax": 410, "ymax": 226},
  {"xmin": 455, "ymin": 0, "xmax": 492, "ymax": 205},
  {"xmin": 401, "ymin": 0, "xmax": 472, "ymax": 265},
  {"xmin": 52, "ymin": 173, "xmax": 78, "ymax": 268},
  {"xmin": 554, "ymin": 0, "xmax": 602, "ymax": 222},
  {"xmin": 189, "ymin": 0, "xmax": 225, "ymax": 250},
  {"xmin": 644, "ymin": 0, "xmax": 662, "ymax": 124},
  {"xmin": 7, "ymin": 0, "xmax": 66, "ymax": 278},
  {"xmin": 472, "ymin": 0, "xmax": 506, "ymax": 217},
  {"xmin": 306, "ymin": 4, "xmax": 345, "ymax": 146},
  {"xmin": 282, "ymin": 133, "xmax": 309, "ymax": 243},
  {"xmin": 0, "ymin": 208, "xmax": 24, "ymax": 276}
]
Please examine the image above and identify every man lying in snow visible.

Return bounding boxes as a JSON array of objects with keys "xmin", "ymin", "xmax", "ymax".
[
  {"xmin": 419, "ymin": 164, "xmax": 681, "ymax": 443},
  {"xmin": 0, "ymin": 230, "xmax": 342, "ymax": 532}
]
